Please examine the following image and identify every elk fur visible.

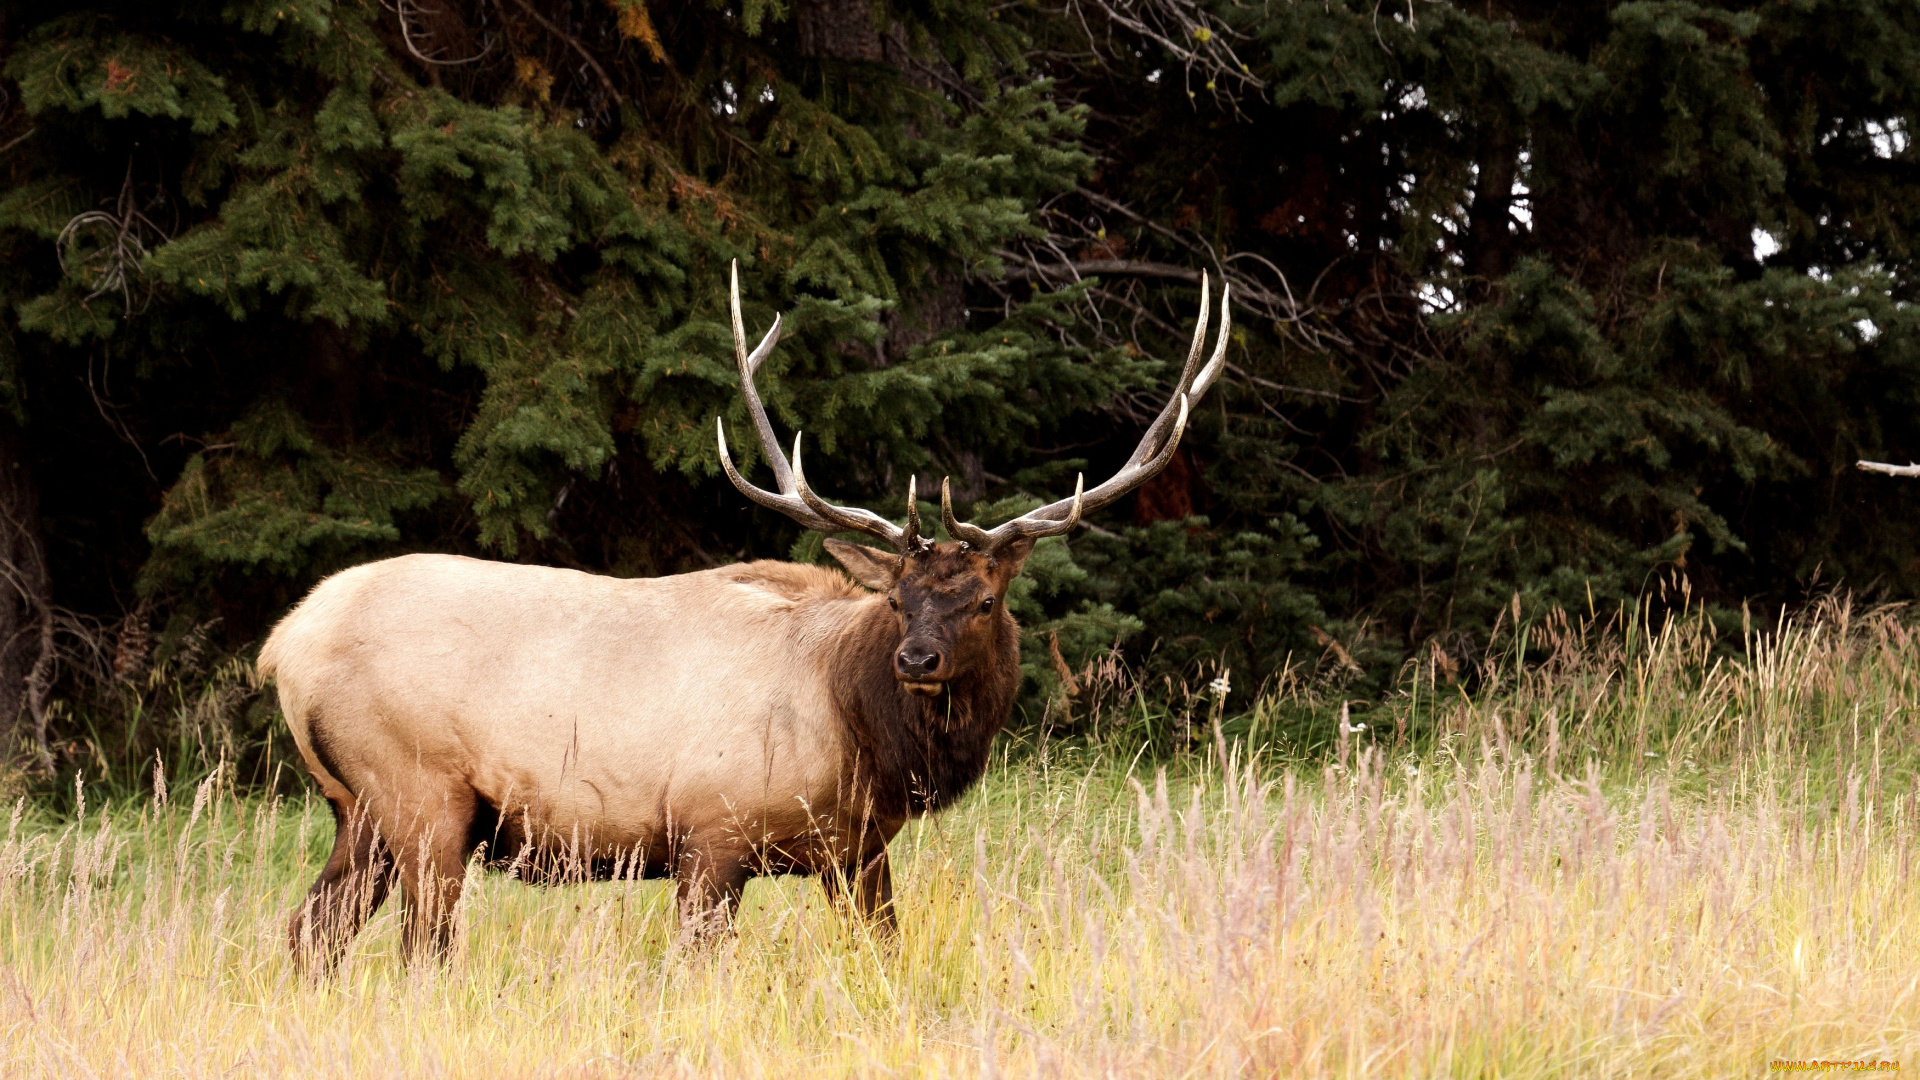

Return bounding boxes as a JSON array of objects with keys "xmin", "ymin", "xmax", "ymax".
[{"xmin": 260, "ymin": 546, "xmax": 1020, "ymax": 962}]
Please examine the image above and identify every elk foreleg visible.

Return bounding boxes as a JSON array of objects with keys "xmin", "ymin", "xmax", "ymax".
[
  {"xmin": 290, "ymin": 797, "xmax": 393, "ymax": 973},
  {"xmin": 820, "ymin": 846, "xmax": 896, "ymax": 937},
  {"xmin": 674, "ymin": 842, "xmax": 752, "ymax": 941}
]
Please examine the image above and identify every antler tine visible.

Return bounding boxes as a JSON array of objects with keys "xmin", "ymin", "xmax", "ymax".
[
  {"xmin": 941, "ymin": 477, "xmax": 995, "ymax": 548},
  {"xmin": 731, "ymin": 260, "xmax": 792, "ymax": 494},
  {"xmin": 905, "ymin": 475, "xmax": 925, "ymax": 549},
  {"xmin": 791, "ymin": 434, "xmax": 917, "ymax": 550},
  {"xmin": 718, "ymin": 418, "xmax": 836, "ymax": 531},
  {"xmin": 1170, "ymin": 271, "xmax": 1212, "ymax": 409},
  {"xmin": 945, "ymin": 274, "xmax": 1226, "ymax": 553},
  {"xmin": 1190, "ymin": 279, "xmax": 1231, "ymax": 403},
  {"xmin": 745, "ymin": 313, "xmax": 783, "ymax": 379},
  {"xmin": 1127, "ymin": 274, "xmax": 1221, "ymax": 473},
  {"xmin": 1000, "ymin": 474, "xmax": 1083, "ymax": 542}
]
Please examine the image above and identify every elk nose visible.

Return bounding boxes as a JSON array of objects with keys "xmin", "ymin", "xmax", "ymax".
[{"xmin": 897, "ymin": 649, "xmax": 942, "ymax": 678}]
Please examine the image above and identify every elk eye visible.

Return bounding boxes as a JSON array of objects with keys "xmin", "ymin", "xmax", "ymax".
[
  {"xmin": 979, "ymin": 596, "xmax": 995, "ymax": 613},
  {"xmin": 888, "ymin": 596, "xmax": 900, "ymax": 611}
]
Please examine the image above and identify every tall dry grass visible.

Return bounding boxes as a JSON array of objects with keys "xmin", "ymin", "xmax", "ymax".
[{"xmin": 2, "ymin": 597, "xmax": 1917, "ymax": 1077}]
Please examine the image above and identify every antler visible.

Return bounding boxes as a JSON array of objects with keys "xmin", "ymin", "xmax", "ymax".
[
  {"xmin": 718, "ymin": 266, "xmax": 1228, "ymax": 557},
  {"xmin": 716, "ymin": 262, "xmax": 929, "ymax": 553},
  {"xmin": 943, "ymin": 274, "xmax": 1231, "ymax": 553}
]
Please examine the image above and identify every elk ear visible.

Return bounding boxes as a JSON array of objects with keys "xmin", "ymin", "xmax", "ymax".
[
  {"xmin": 987, "ymin": 537, "xmax": 1036, "ymax": 585},
  {"xmin": 823, "ymin": 538, "xmax": 902, "ymax": 591}
]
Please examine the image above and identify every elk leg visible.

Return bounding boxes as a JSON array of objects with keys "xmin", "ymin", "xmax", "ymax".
[
  {"xmin": 821, "ymin": 846, "xmax": 897, "ymax": 937},
  {"xmin": 289, "ymin": 797, "xmax": 393, "ymax": 972},
  {"xmin": 389, "ymin": 785, "xmax": 479, "ymax": 963},
  {"xmin": 674, "ymin": 843, "xmax": 752, "ymax": 941}
]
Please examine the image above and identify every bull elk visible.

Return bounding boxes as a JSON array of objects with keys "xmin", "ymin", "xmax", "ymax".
[{"xmin": 259, "ymin": 265, "xmax": 1228, "ymax": 967}]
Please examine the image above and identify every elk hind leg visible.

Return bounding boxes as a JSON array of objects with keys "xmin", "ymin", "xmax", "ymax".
[
  {"xmin": 290, "ymin": 796, "xmax": 393, "ymax": 972},
  {"xmin": 388, "ymin": 784, "xmax": 481, "ymax": 964},
  {"xmin": 820, "ymin": 847, "xmax": 897, "ymax": 938}
]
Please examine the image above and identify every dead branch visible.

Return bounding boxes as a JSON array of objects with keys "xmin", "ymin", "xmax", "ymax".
[
  {"xmin": 390, "ymin": 0, "xmax": 494, "ymax": 65},
  {"xmin": 1858, "ymin": 460, "xmax": 1920, "ymax": 477},
  {"xmin": 1059, "ymin": 0, "xmax": 1264, "ymax": 115},
  {"xmin": 994, "ymin": 241, "xmax": 1347, "ymax": 352},
  {"xmin": 512, "ymin": 0, "xmax": 624, "ymax": 106},
  {"xmin": 1005, "ymin": 257, "xmax": 1204, "ymax": 283},
  {"xmin": 57, "ymin": 160, "xmax": 167, "ymax": 316},
  {"xmin": 0, "ymin": 126, "xmax": 35, "ymax": 158},
  {"xmin": 979, "ymin": 173, "xmax": 1444, "ymax": 454}
]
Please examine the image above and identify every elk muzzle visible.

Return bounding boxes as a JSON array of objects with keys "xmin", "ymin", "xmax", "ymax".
[{"xmin": 895, "ymin": 643, "xmax": 946, "ymax": 695}]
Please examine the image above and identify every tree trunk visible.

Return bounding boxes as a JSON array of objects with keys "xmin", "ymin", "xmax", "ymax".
[
  {"xmin": 796, "ymin": 0, "xmax": 886, "ymax": 61},
  {"xmin": 0, "ymin": 419, "xmax": 52, "ymax": 769},
  {"xmin": 1464, "ymin": 125, "xmax": 1518, "ymax": 296},
  {"xmin": 799, "ymin": 0, "xmax": 958, "ymax": 361},
  {"xmin": 796, "ymin": 0, "xmax": 921, "ymax": 76},
  {"xmin": 1133, "ymin": 447, "xmax": 1198, "ymax": 525}
]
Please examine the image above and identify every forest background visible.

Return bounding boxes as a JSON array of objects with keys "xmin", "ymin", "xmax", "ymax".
[{"xmin": 1, "ymin": 0, "xmax": 1917, "ymax": 784}]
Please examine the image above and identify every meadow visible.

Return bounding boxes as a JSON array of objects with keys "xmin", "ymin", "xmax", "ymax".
[{"xmin": 1, "ymin": 596, "xmax": 1916, "ymax": 1078}]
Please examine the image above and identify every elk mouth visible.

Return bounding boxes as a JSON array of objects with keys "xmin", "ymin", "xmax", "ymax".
[{"xmin": 899, "ymin": 679, "xmax": 946, "ymax": 697}]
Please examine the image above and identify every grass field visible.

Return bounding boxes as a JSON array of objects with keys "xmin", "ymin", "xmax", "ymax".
[{"xmin": 2, "ymin": 597, "xmax": 1918, "ymax": 1077}]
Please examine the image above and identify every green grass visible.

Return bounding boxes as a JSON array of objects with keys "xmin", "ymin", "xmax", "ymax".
[{"xmin": 2, "ymin": 596, "xmax": 1918, "ymax": 1077}]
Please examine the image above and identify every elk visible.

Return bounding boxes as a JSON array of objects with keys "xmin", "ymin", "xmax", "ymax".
[{"xmin": 258, "ymin": 265, "xmax": 1228, "ymax": 967}]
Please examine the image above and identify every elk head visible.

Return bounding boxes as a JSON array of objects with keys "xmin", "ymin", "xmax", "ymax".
[{"xmin": 717, "ymin": 262, "xmax": 1229, "ymax": 695}]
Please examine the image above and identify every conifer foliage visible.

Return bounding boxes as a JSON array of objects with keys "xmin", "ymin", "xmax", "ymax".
[
  {"xmin": 1009, "ymin": 0, "xmax": 1920, "ymax": 680},
  {"xmin": 5, "ymin": 0, "xmax": 1920, "ymax": 768},
  {"xmin": 0, "ymin": 0, "xmax": 1135, "ymax": 761}
]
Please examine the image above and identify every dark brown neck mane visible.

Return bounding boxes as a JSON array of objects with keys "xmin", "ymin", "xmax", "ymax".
[{"xmin": 833, "ymin": 600, "xmax": 1020, "ymax": 822}]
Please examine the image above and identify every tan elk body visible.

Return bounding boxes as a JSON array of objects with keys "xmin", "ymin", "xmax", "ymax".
[
  {"xmin": 259, "ymin": 266, "xmax": 1227, "ymax": 966},
  {"xmin": 262, "ymin": 555, "xmax": 866, "ymax": 880}
]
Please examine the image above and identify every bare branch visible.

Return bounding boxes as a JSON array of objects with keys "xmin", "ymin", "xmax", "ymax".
[
  {"xmin": 56, "ymin": 160, "xmax": 168, "ymax": 317},
  {"xmin": 1005, "ymin": 257, "xmax": 1204, "ymax": 283},
  {"xmin": 512, "ymin": 0, "xmax": 623, "ymax": 106},
  {"xmin": 0, "ymin": 126, "xmax": 36, "ymax": 158},
  {"xmin": 994, "ymin": 242, "xmax": 1345, "ymax": 352},
  {"xmin": 1858, "ymin": 460, "xmax": 1920, "ymax": 477},
  {"xmin": 1060, "ymin": 0, "xmax": 1264, "ymax": 115},
  {"xmin": 390, "ymin": 0, "xmax": 493, "ymax": 65}
]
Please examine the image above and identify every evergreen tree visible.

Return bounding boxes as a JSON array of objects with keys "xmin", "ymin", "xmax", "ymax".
[
  {"xmin": 1007, "ymin": 0, "xmax": 1920, "ymax": 686},
  {"xmin": 0, "ymin": 0, "xmax": 1142, "ymax": 763},
  {"xmin": 9, "ymin": 0, "xmax": 1920, "ymax": 771}
]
